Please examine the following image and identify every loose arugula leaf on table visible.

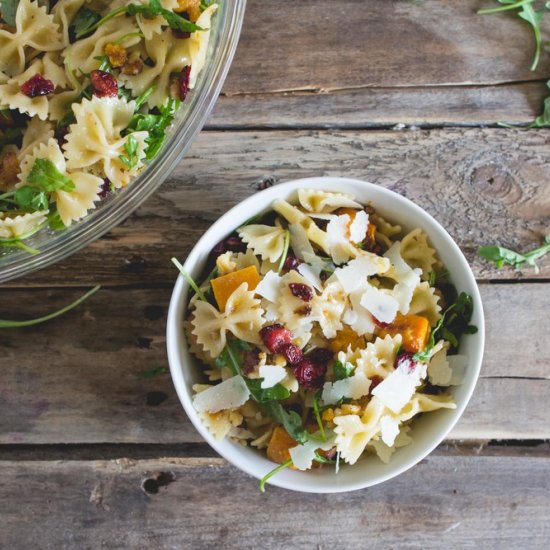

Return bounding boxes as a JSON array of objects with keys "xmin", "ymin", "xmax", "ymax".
[
  {"xmin": 1, "ymin": 0, "xmax": 19, "ymax": 26},
  {"xmin": 0, "ymin": 285, "xmax": 101, "ymax": 328},
  {"xmin": 478, "ymin": 236, "xmax": 550, "ymax": 273},
  {"xmin": 478, "ymin": 0, "xmax": 545, "ymax": 71},
  {"xmin": 138, "ymin": 366, "xmax": 169, "ymax": 379}
]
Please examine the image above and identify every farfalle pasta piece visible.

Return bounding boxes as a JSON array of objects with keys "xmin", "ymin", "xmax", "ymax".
[
  {"xmin": 311, "ymin": 279, "xmax": 347, "ymax": 339},
  {"xmin": 334, "ymin": 396, "xmax": 386, "ymax": 465},
  {"xmin": 19, "ymin": 138, "xmax": 103, "ymax": 227},
  {"xmin": 188, "ymin": 4, "xmax": 217, "ymax": 88},
  {"xmin": 297, "ymin": 189, "xmax": 362, "ymax": 213},
  {"xmin": 52, "ymin": 0, "xmax": 87, "ymax": 46},
  {"xmin": 0, "ymin": 64, "xmax": 51, "ymax": 120},
  {"xmin": 0, "ymin": 0, "xmax": 64, "ymax": 77},
  {"xmin": 65, "ymin": 16, "xmax": 142, "ymax": 75},
  {"xmin": 191, "ymin": 283, "xmax": 264, "ymax": 358},
  {"xmin": 368, "ymin": 424, "xmax": 412, "ymax": 463},
  {"xmin": 273, "ymin": 199, "xmax": 330, "ymax": 254},
  {"xmin": 17, "ymin": 118, "xmax": 54, "ymax": 161},
  {"xmin": 400, "ymin": 228, "xmax": 439, "ymax": 279},
  {"xmin": 48, "ymin": 89, "xmax": 80, "ymax": 122},
  {"xmin": 63, "ymin": 96, "xmax": 148, "ymax": 188},
  {"xmin": 196, "ymin": 408, "xmax": 244, "ymax": 440},
  {"xmin": 119, "ymin": 28, "xmax": 189, "ymax": 108},
  {"xmin": 216, "ymin": 249, "xmax": 260, "ymax": 276},
  {"xmin": 353, "ymin": 334, "xmax": 402, "ymax": 380},
  {"xmin": 238, "ymin": 224, "xmax": 287, "ymax": 263},
  {"xmin": 397, "ymin": 392, "xmax": 456, "ymax": 423},
  {"xmin": 0, "ymin": 210, "xmax": 47, "ymax": 239},
  {"xmin": 408, "ymin": 281, "xmax": 442, "ymax": 326}
]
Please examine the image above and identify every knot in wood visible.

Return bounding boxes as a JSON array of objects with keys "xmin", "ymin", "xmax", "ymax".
[{"xmin": 468, "ymin": 163, "xmax": 521, "ymax": 204}]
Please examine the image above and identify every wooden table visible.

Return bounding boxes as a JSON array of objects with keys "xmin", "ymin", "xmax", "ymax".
[{"xmin": 2, "ymin": 1, "xmax": 550, "ymax": 547}]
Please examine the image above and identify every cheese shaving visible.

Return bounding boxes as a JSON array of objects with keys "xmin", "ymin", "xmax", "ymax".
[{"xmin": 193, "ymin": 376, "xmax": 250, "ymax": 413}]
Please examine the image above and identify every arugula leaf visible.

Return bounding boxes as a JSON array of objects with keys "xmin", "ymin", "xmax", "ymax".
[
  {"xmin": 118, "ymin": 134, "xmax": 139, "ymax": 170},
  {"xmin": 0, "ymin": 285, "xmax": 101, "ymax": 328},
  {"xmin": 71, "ymin": 6, "xmax": 102, "ymax": 40},
  {"xmin": 14, "ymin": 186, "xmax": 49, "ymax": 211},
  {"xmin": 333, "ymin": 360, "xmax": 354, "ymax": 381},
  {"xmin": 259, "ymin": 459, "xmax": 293, "ymax": 493},
  {"xmin": 1, "ymin": 0, "xmax": 19, "ymax": 27},
  {"xmin": 47, "ymin": 210, "xmax": 66, "ymax": 231},
  {"xmin": 413, "ymin": 291, "xmax": 477, "ymax": 361},
  {"xmin": 246, "ymin": 379, "xmax": 291, "ymax": 402},
  {"xmin": 262, "ymin": 401, "xmax": 309, "ymax": 444},
  {"xmin": 478, "ymin": 0, "xmax": 544, "ymax": 71},
  {"xmin": 478, "ymin": 236, "xmax": 550, "ymax": 273},
  {"xmin": 27, "ymin": 159, "xmax": 75, "ymax": 193},
  {"xmin": 0, "ymin": 127, "xmax": 22, "ymax": 149},
  {"xmin": 312, "ymin": 392, "xmax": 326, "ymax": 441},
  {"xmin": 127, "ymin": 0, "xmax": 205, "ymax": 33},
  {"xmin": 138, "ymin": 366, "xmax": 168, "ymax": 379}
]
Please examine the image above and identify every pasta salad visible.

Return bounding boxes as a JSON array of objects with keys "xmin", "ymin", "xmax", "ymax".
[
  {"xmin": 175, "ymin": 188, "xmax": 477, "ymax": 490},
  {"xmin": 0, "ymin": 0, "xmax": 217, "ymax": 252}
]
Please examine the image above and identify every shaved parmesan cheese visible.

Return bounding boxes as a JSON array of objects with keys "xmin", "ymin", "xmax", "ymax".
[
  {"xmin": 261, "ymin": 299, "xmax": 279, "ymax": 321},
  {"xmin": 347, "ymin": 288, "xmax": 375, "ymax": 335},
  {"xmin": 297, "ymin": 263, "xmax": 323, "ymax": 290},
  {"xmin": 255, "ymin": 270, "xmax": 282, "ymax": 303},
  {"xmin": 289, "ymin": 434, "xmax": 336, "ymax": 470},
  {"xmin": 380, "ymin": 415, "xmax": 400, "ymax": 447},
  {"xmin": 289, "ymin": 223, "xmax": 316, "ymax": 260},
  {"xmin": 321, "ymin": 372, "xmax": 371, "ymax": 405},
  {"xmin": 335, "ymin": 254, "xmax": 390, "ymax": 293},
  {"xmin": 193, "ymin": 376, "xmax": 250, "ymax": 413},
  {"xmin": 427, "ymin": 348, "xmax": 453, "ymax": 386},
  {"xmin": 360, "ymin": 285, "xmax": 399, "ymax": 324},
  {"xmin": 307, "ymin": 212, "xmax": 336, "ymax": 221},
  {"xmin": 349, "ymin": 210, "xmax": 369, "ymax": 243},
  {"xmin": 392, "ymin": 282, "xmax": 415, "ymax": 314},
  {"xmin": 259, "ymin": 364, "xmax": 287, "ymax": 389},
  {"xmin": 384, "ymin": 242, "xmax": 412, "ymax": 275},
  {"xmin": 327, "ymin": 214, "xmax": 354, "ymax": 265},
  {"xmin": 372, "ymin": 362, "xmax": 427, "ymax": 414},
  {"xmin": 448, "ymin": 354, "xmax": 468, "ymax": 385}
]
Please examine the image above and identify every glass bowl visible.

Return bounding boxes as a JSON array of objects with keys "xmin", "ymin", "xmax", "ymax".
[{"xmin": 0, "ymin": 0, "xmax": 246, "ymax": 283}]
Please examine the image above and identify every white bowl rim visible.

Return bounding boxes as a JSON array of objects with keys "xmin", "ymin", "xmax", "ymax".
[{"xmin": 166, "ymin": 176, "xmax": 485, "ymax": 493}]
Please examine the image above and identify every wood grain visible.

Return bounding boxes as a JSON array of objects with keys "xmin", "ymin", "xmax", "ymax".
[
  {"xmin": 1, "ymin": 454, "xmax": 549, "ymax": 549},
  {"xmin": 210, "ymin": 82, "xmax": 550, "ymax": 128},
  {"xmin": 0, "ymin": 284, "xmax": 548, "ymax": 444},
  {"xmin": 225, "ymin": 0, "xmax": 550, "ymax": 94},
  {"xmin": 9, "ymin": 128, "xmax": 550, "ymax": 288}
]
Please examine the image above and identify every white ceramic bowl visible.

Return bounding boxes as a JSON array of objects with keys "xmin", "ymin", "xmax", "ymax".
[{"xmin": 166, "ymin": 177, "xmax": 485, "ymax": 493}]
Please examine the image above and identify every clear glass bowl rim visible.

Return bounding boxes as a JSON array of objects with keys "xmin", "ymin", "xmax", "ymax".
[{"xmin": 0, "ymin": 0, "xmax": 246, "ymax": 283}]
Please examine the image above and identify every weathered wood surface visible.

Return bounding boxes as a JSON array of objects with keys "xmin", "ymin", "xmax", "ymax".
[
  {"xmin": 1, "ymin": 283, "xmax": 548, "ymax": 444},
  {"xmin": 1, "ymin": 453, "xmax": 549, "ymax": 549},
  {"xmin": 9, "ymin": 128, "xmax": 550, "ymax": 288},
  {"xmin": 210, "ymin": 82, "xmax": 550, "ymax": 129}
]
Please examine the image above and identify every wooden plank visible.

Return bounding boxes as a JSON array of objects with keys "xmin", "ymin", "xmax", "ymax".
[
  {"xmin": 210, "ymin": 82, "xmax": 549, "ymax": 128},
  {"xmin": 9, "ymin": 128, "xmax": 550, "ymax": 287},
  {"xmin": 0, "ymin": 454, "xmax": 549, "ymax": 548},
  {"xmin": 224, "ymin": 0, "xmax": 550, "ymax": 94},
  {"xmin": 0, "ymin": 284, "xmax": 548, "ymax": 444}
]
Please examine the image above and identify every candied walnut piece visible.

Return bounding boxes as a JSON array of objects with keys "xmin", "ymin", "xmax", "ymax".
[
  {"xmin": 20, "ymin": 74, "xmax": 54, "ymax": 97},
  {"xmin": 90, "ymin": 70, "xmax": 118, "ymax": 98},
  {"xmin": 104, "ymin": 42, "xmax": 128, "ymax": 68},
  {"xmin": 175, "ymin": 0, "xmax": 201, "ymax": 22},
  {"xmin": 121, "ymin": 58, "xmax": 144, "ymax": 76},
  {"xmin": 0, "ymin": 151, "xmax": 19, "ymax": 190}
]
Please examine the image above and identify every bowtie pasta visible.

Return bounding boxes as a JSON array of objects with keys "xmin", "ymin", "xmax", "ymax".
[
  {"xmin": 177, "ymin": 188, "xmax": 477, "ymax": 489},
  {"xmin": 0, "ymin": 0, "xmax": 217, "ymax": 251}
]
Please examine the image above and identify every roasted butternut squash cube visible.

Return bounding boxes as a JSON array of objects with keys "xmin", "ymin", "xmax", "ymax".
[
  {"xmin": 329, "ymin": 326, "xmax": 366, "ymax": 353},
  {"xmin": 378, "ymin": 313, "xmax": 431, "ymax": 353},
  {"xmin": 210, "ymin": 265, "xmax": 260, "ymax": 312},
  {"xmin": 266, "ymin": 426, "xmax": 297, "ymax": 465}
]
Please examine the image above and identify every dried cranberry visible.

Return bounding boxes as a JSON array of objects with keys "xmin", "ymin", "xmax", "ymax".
[
  {"xmin": 280, "ymin": 343, "xmax": 303, "ymax": 365},
  {"xmin": 292, "ymin": 357, "xmax": 326, "ymax": 389},
  {"xmin": 178, "ymin": 65, "xmax": 191, "ymax": 101},
  {"xmin": 289, "ymin": 283, "xmax": 314, "ymax": 302},
  {"xmin": 295, "ymin": 305, "xmax": 312, "ymax": 316},
  {"xmin": 99, "ymin": 179, "xmax": 112, "ymax": 199},
  {"xmin": 373, "ymin": 316, "xmax": 391, "ymax": 329},
  {"xmin": 259, "ymin": 324, "xmax": 292, "ymax": 353},
  {"xmin": 90, "ymin": 70, "xmax": 118, "ymax": 98},
  {"xmin": 21, "ymin": 74, "xmax": 54, "ymax": 97},
  {"xmin": 370, "ymin": 375, "xmax": 384, "ymax": 392},
  {"xmin": 307, "ymin": 348, "xmax": 333, "ymax": 364},
  {"xmin": 283, "ymin": 255, "xmax": 302, "ymax": 272},
  {"xmin": 394, "ymin": 352, "xmax": 418, "ymax": 373},
  {"xmin": 172, "ymin": 29, "xmax": 191, "ymax": 39}
]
